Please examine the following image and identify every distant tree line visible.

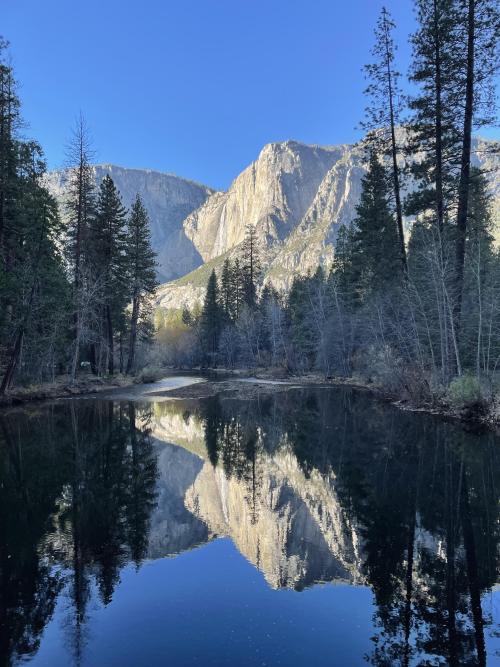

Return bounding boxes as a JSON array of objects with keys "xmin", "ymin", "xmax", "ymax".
[
  {"xmin": 0, "ymin": 42, "xmax": 157, "ymax": 392},
  {"xmin": 176, "ymin": 0, "xmax": 499, "ymax": 408}
]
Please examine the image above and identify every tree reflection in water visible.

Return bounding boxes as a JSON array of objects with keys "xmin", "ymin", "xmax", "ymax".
[
  {"xmin": 193, "ymin": 390, "xmax": 500, "ymax": 666},
  {"xmin": 0, "ymin": 401, "xmax": 158, "ymax": 666},
  {"xmin": 0, "ymin": 388, "xmax": 498, "ymax": 666}
]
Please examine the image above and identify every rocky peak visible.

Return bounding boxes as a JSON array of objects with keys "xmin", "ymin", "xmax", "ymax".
[{"xmin": 45, "ymin": 164, "xmax": 215, "ymax": 283}]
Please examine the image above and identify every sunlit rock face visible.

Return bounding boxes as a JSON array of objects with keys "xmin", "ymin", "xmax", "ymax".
[
  {"xmin": 44, "ymin": 165, "xmax": 214, "ymax": 283},
  {"xmin": 151, "ymin": 403, "xmax": 206, "ymax": 457},
  {"xmin": 46, "ymin": 137, "xmax": 500, "ymax": 312},
  {"xmin": 156, "ymin": 136, "xmax": 500, "ymax": 310},
  {"xmin": 183, "ymin": 141, "xmax": 346, "ymax": 262},
  {"xmin": 150, "ymin": 411, "xmax": 362, "ymax": 590}
]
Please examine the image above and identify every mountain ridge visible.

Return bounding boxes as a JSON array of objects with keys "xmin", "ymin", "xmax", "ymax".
[
  {"xmin": 44, "ymin": 163, "xmax": 216, "ymax": 283},
  {"xmin": 46, "ymin": 137, "xmax": 500, "ymax": 313}
]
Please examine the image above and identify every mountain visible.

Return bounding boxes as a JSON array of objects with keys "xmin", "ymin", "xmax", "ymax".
[
  {"xmin": 156, "ymin": 136, "xmax": 500, "ymax": 312},
  {"xmin": 44, "ymin": 164, "xmax": 215, "ymax": 283},
  {"xmin": 45, "ymin": 139, "xmax": 499, "ymax": 311}
]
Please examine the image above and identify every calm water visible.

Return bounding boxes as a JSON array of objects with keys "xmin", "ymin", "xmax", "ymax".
[{"xmin": 1, "ymin": 384, "xmax": 499, "ymax": 666}]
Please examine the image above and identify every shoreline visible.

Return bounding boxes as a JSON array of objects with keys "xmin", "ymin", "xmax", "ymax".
[
  {"xmin": 164, "ymin": 369, "xmax": 500, "ymax": 431},
  {"xmin": 2, "ymin": 368, "xmax": 498, "ymax": 432},
  {"xmin": 0, "ymin": 373, "xmax": 146, "ymax": 408}
]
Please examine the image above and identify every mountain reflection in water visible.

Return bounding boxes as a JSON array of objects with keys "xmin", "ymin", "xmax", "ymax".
[{"xmin": 0, "ymin": 388, "xmax": 499, "ymax": 666}]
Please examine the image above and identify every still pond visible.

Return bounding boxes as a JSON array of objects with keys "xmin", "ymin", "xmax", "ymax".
[{"xmin": 1, "ymin": 379, "xmax": 499, "ymax": 666}]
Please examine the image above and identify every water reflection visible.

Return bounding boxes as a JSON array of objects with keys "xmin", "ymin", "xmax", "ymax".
[
  {"xmin": 152, "ymin": 390, "xmax": 500, "ymax": 666},
  {"xmin": 0, "ymin": 402, "xmax": 158, "ymax": 666},
  {"xmin": 0, "ymin": 388, "xmax": 499, "ymax": 666}
]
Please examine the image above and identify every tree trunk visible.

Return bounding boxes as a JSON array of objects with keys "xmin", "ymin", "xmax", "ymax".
[
  {"xmin": 0, "ymin": 326, "xmax": 24, "ymax": 394},
  {"xmin": 382, "ymin": 9, "xmax": 407, "ymax": 276},
  {"xmin": 70, "ymin": 314, "xmax": 81, "ymax": 382},
  {"xmin": 433, "ymin": 0, "xmax": 445, "ymax": 238},
  {"xmin": 119, "ymin": 332, "xmax": 124, "ymax": 374},
  {"xmin": 89, "ymin": 343, "xmax": 98, "ymax": 375},
  {"xmin": 106, "ymin": 304, "xmax": 114, "ymax": 375},
  {"xmin": 0, "ymin": 225, "xmax": 44, "ymax": 393},
  {"xmin": 454, "ymin": 0, "xmax": 475, "ymax": 338},
  {"xmin": 126, "ymin": 297, "xmax": 139, "ymax": 374}
]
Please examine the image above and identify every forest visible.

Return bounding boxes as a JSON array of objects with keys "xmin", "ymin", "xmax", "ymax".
[
  {"xmin": 167, "ymin": 0, "xmax": 500, "ymax": 415},
  {"xmin": 0, "ymin": 41, "xmax": 157, "ymax": 394}
]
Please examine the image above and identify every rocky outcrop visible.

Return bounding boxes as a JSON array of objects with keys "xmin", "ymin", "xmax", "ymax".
[
  {"xmin": 45, "ymin": 165, "xmax": 215, "ymax": 283},
  {"xmin": 46, "ymin": 137, "xmax": 500, "ymax": 312},
  {"xmin": 156, "ymin": 136, "xmax": 500, "ymax": 311},
  {"xmin": 183, "ymin": 141, "xmax": 347, "ymax": 261}
]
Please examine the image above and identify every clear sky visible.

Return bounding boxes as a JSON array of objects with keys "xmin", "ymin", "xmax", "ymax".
[{"xmin": 3, "ymin": 0, "xmax": 497, "ymax": 191}]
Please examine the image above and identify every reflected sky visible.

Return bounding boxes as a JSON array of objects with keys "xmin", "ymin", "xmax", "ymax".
[{"xmin": 1, "ymin": 387, "xmax": 499, "ymax": 666}]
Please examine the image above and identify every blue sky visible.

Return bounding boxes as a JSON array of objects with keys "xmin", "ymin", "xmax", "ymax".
[{"xmin": 3, "ymin": 1, "xmax": 497, "ymax": 190}]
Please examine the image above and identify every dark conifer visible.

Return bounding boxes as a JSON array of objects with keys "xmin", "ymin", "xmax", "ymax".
[
  {"xmin": 125, "ymin": 195, "xmax": 157, "ymax": 374},
  {"xmin": 201, "ymin": 269, "xmax": 222, "ymax": 365},
  {"xmin": 362, "ymin": 7, "xmax": 407, "ymax": 275},
  {"xmin": 241, "ymin": 225, "xmax": 260, "ymax": 309},
  {"xmin": 350, "ymin": 152, "xmax": 401, "ymax": 297},
  {"xmin": 92, "ymin": 175, "xmax": 128, "ymax": 374}
]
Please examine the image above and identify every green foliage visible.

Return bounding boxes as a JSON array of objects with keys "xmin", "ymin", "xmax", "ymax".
[
  {"xmin": 125, "ymin": 195, "xmax": 158, "ymax": 373},
  {"xmin": 134, "ymin": 365, "xmax": 165, "ymax": 384},
  {"xmin": 447, "ymin": 374, "xmax": 483, "ymax": 409},
  {"xmin": 200, "ymin": 269, "xmax": 223, "ymax": 364},
  {"xmin": 0, "ymin": 47, "xmax": 71, "ymax": 390},
  {"xmin": 331, "ymin": 153, "xmax": 401, "ymax": 307}
]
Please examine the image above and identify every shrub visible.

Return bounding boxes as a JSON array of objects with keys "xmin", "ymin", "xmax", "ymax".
[
  {"xmin": 134, "ymin": 365, "xmax": 164, "ymax": 384},
  {"xmin": 447, "ymin": 374, "xmax": 485, "ymax": 412}
]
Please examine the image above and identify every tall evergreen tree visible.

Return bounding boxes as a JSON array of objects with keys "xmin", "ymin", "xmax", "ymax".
[
  {"xmin": 406, "ymin": 0, "xmax": 462, "ymax": 233},
  {"xmin": 230, "ymin": 258, "xmax": 244, "ymax": 320},
  {"xmin": 92, "ymin": 175, "xmax": 127, "ymax": 375},
  {"xmin": 220, "ymin": 258, "xmax": 233, "ymax": 322},
  {"xmin": 241, "ymin": 225, "xmax": 260, "ymax": 309},
  {"xmin": 65, "ymin": 115, "xmax": 96, "ymax": 380},
  {"xmin": 125, "ymin": 195, "xmax": 157, "ymax": 374},
  {"xmin": 362, "ymin": 7, "xmax": 407, "ymax": 275},
  {"xmin": 0, "ymin": 39, "xmax": 20, "ymax": 260},
  {"xmin": 0, "ymin": 146, "xmax": 69, "ymax": 391},
  {"xmin": 201, "ymin": 269, "xmax": 222, "ymax": 365},
  {"xmin": 349, "ymin": 152, "xmax": 401, "ymax": 298},
  {"xmin": 0, "ymin": 43, "xmax": 70, "ymax": 392},
  {"xmin": 453, "ymin": 0, "xmax": 499, "ymax": 333}
]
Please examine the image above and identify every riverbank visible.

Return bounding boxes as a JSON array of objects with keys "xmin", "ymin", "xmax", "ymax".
[
  {"xmin": 3, "ymin": 367, "xmax": 498, "ymax": 430},
  {"xmin": 164, "ymin": 368, "xmax": 500, "ymax": 430},
  {"xmin": 0, "ymin": 373, "xmax": 144, "ymax": 407}
]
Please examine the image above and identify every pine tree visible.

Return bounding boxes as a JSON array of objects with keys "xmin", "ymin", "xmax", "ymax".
[
  {"xmin": 453, "ymin": 0, "xmax": 499, "ymax": 333},
  {"xmin": 220, "ymin": 258, "xmax": 233, "ymax": 322},
  {"xmin": 241, "ymin": 225, "xmax": 260, "ymax": 309},
  {"xmin": 92, "ymin": 175, "xmax": 128, "ymax": 374},
  {"xmin": 0, "ymin": 38, "xmax": 20, "ymax": 258},
  {"xmin": 0, "ymin": 44, "xmax": 70, "ymax": 392},
  {"xmin": 362, "ymin": 7, "xmax": 407, "ymax": 275},
  {"xmin": 350, "ymin": 152, "xmax": 401, "ymax": 298},
  {"xmin": 331, "ymin": 225, "xmax": 361, "ymax": 308},
  {"xmin": 286, "ymin": 276, "xmax": 317, "ymax": 369},
  {"xmin": 65, "ymin": 115, "xmax": 96, "ymax": 380},
  {"xmin": 459, "ymin": 168, "xmax": 496, "ymax": 372},
  {"xmin": 230, "ymin": 258, "xmax": 244, "ymax": 320},
  {"xmin": 201, "ymin": 269, "xmax": 222, "ymax": 366},
  {"xmin": 406, "ymin": 0, "xmax": 462, "ymax": 233},
  {"xmin": 0, "ymin": 40, "xmax": 21, "ymax": 358},
  {"xmin": 125, "ymin": 195, "xmax": 157, "ymax": 374}
]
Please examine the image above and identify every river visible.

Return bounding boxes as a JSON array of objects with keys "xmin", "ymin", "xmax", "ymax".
[{"xmin": 1, "ymin": 376, "xmax": 499, "ymax": 666}]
